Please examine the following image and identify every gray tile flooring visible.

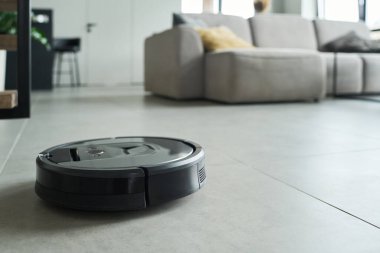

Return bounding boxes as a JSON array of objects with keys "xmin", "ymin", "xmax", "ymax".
[{"xmin": 1, "ymin": 86, "xmax": 380, "ymax": 252}]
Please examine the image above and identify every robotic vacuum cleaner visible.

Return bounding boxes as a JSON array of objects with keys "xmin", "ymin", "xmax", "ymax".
[{"xmin": 35, "ymin": 137, "xmax": 206, "ymax": 211}]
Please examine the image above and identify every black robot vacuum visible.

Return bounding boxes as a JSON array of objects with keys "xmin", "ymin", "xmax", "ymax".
[{"xmin": 35, "ymin": 137, "xmax": 206, "ymax": 211}]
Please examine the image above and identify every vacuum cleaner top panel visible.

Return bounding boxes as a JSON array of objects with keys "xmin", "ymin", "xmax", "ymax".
[{"xmin": 44, "ymin": 137, "xmax": 195, "ymax": 170}]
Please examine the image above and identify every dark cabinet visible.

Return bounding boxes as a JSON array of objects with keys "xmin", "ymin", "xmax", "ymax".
[{"xmin": 6, "ymin": 9, "xmax": 53, "ymax": 91}]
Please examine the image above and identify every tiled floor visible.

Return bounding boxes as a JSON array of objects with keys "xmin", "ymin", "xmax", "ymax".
[{"xmin": 1, "ymin": 85, "xmax": 380, "ymax": 252}]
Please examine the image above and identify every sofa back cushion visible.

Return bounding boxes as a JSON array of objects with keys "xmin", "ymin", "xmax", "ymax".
[
  {"xmin": 314, "ymin": 19, "xmax": 371, "ymax": 50},
  {"xmin": 183, "ymin": 13, "xmax": 253, "ymax": 43},
  {"xmin": 249, "ymin": 14, "xmax": 317, "ymax": 50}
]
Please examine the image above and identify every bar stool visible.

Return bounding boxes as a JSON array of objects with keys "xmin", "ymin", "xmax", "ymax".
[{"xmin": 53, "ymin": 38, "xmax": 81, "ymax": 87}]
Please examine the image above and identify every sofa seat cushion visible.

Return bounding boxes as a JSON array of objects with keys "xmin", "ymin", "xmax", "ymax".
[
  {"xmin": 360, "ymin": 54, "xmax": 380, "ymax": 93},
  {"xmin": 320, "ymin": 52, "xmax": 363, "ymax": 95},
  {"xmin": 205, "ymin": 48, "xmax": 326, "ymax": 103}
]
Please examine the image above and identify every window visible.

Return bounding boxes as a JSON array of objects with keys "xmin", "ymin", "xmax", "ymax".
[
  {"xmin": 181, "ymin": 0, "xmax": 203, "ymax": 13},
  {"xmin": 212, "ymin": 0, "xmax": 219, "ymax": 13},
  {"xmin": 221, "ymin": 0, "xmax": 254, "ymax": 18},
  {"xmin": 319, "ymin": 0, "xmax": 359, "ymax": 22},
  {"xmin": 181, "ymin": 0, "xmax": 254, "ymax": 17},
  {"xmin": 366, "ymin": 0, "xmax": 380, "ymax": 28}
]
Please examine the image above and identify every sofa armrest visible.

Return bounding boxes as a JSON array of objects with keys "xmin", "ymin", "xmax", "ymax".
[{"xmin": 144, "ymin": 25, "xmax": 204, "ymax": 99}]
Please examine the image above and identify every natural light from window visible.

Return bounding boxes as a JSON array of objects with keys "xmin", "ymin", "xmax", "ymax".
[
  {"xmin": 323, "ymin": 0, "xmax": 359, "ymax": 22},
  {"xmin": 366, "ymin": 0, "xmax": 380, "ymax": 28},
  {"xmin": 221, "ymin": 0, "xmax": 254, "ymax": 18},
  {"xmin": 181, "ymin": 0, "xmax": 203, "ymax": 13}
]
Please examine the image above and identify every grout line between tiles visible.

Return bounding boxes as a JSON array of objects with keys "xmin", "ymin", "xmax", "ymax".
[
  {"xmin": 0, "ymin": 119, "xmax": 28, "ymax": 175},
  {"xmin": 230, "ymin": 156, "xmax": 380, "ymax": 230},
  {"xmin": 0, "ymin": 93, "xmax": 42, "ymax": 176},
  {"xmin": 261, "ymin": 147, "xmax": 380, "ymax": 165}
]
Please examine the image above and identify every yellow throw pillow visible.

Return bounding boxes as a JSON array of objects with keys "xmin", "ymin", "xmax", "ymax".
[{"xmin": 195, "ymin": 26, "xmax": 254, "ymax": 52}]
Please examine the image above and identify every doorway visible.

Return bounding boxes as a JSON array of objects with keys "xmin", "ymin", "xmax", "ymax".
[
  {"xmin": 32, "ymin": 0, "xmax": 180, "ymax": 86},
  {"xmin": 85, "ymin": 0, "xmax": 132, "ymax": 85}
]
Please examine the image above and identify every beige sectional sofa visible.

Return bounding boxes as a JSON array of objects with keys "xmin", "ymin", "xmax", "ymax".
[{"xmin": 145, "ymin": 13, "xmax": 380, "ymax": 103}]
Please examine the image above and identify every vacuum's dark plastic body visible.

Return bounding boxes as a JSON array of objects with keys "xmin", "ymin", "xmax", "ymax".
[{"xmin": 35, "ymin": 137, "xmax": 206, "ymax": 211}]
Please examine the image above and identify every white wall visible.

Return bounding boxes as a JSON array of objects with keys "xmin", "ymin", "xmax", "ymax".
[
  {"xmin": 32, "ymin": 0, "xmax": 87, "ymax": 37},
  {"xmin": 131, "ymin": 0, "xmax": 181, "ymax": 83},
  {"xmin": 32, "ymin": 0, "xmax": 181, "ymax": 85}
]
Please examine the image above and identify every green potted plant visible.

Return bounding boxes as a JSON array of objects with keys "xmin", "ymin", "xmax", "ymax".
[
  {"xmin": 0, "ymin": 11, "xmax": 50, "ymax": 91},
  {"xmin": 0, "ymin": 11, "xmax": 50, "ymax": 49}
]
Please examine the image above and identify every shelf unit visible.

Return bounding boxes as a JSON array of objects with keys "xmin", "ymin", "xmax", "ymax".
[
  {"xmin": 0, "ymin": 0, "xmax": 17, "ymax": 12},
  {"xmin": 0, "ymin": 34, "xmax": 17, "ymax": 50},
  {"xmin": 0, "ymin": 0, "xmax": 30, "ymax": 117},
  {"xmin": 0, "ymin": 90, "xmax": 17, "ymax": 108}
]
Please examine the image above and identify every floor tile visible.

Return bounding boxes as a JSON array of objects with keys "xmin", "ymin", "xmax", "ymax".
[
  {"xmin": 0, "ymin": 119, "xmax": 26, "ymax": 173},
  {"xmin": 247, "ymin": 149, "xmax": 380, "ymax": 227}
]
